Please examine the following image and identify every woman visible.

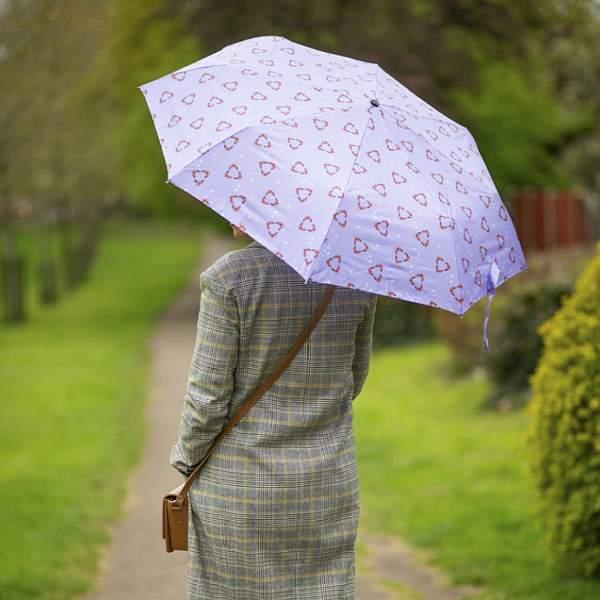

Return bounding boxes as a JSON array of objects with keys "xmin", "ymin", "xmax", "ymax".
[{"xmin": 170, "ymin": 223, "xmax": 377, "ymax": 599}]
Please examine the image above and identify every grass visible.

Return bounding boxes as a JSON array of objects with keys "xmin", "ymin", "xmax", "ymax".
[
  {"xmin": 3, "ymin": 221, "xmax": 598, "ymax": 599},
  {"xmin": 354, "ymin": 342, "xmax": 600, "ymax": 600},
  {"xmin": 0, "ymin": 217, "xmax": 201, "ymax": 599}
]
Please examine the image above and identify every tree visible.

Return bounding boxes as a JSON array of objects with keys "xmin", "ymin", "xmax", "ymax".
[{"xmin": 106, "ymin": 0, "xmax": 219, "ymax": 220}]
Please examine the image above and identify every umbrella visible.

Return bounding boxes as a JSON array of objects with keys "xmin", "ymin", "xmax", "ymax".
[{"xmin": 138, "ymin": 35, "xmax": 527, "ymax": 350}]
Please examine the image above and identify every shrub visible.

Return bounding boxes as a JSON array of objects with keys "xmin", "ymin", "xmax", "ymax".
[
  {"xmin": 525, "ymin": 242, "xmax": 600, "ymax": 577},
  {"xmin": 372, "ymin": 295, "xmax": 434, "ymax": 349},
  {"xmin": 482, "ymin": 279, "xmax": 573, "ymax": 408},
  {"xmin": 431, "ymin": 296, "xmax": 487, "ymax": 376}
]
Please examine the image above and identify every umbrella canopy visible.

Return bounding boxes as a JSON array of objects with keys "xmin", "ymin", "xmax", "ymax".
[{"xmin": 139, "ymin": 35, "xmax": 527, "ymax": 349}]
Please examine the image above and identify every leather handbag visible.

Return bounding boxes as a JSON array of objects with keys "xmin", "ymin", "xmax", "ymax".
[{"xmin": 163, "ymin": 283, "xmax": 336, "ymax": 552}]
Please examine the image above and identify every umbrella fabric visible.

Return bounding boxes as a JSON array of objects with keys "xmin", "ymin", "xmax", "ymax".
[{"xmin": 139, "ymin": 35, "xmax": 527, "ymax": 348}]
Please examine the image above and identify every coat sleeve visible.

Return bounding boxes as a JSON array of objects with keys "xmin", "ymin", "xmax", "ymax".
[
  {"xmin": 351, "ymin": 295, "xmax": 377, "ymax": 400},
  {"xmin": 170, "ymin": 269, "xmax": 240, "ymax": 477}
]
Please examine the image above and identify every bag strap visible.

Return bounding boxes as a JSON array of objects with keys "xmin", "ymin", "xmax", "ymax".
[{"xmin": 175, "ymin": 283, "xmax": 336, "ymax": 505}]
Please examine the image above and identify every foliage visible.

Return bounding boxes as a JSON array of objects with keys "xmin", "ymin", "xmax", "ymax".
[
  {"xmin": 0, "ymin": 0, "xmax": 224, "ymax": 224},
  {"xmin": 538, "ymin": 0, "xmax": 600, "ymax": 217},
  {"xmin": 0, "ymin": 218, "xmax": 200, "ymax": 599},
  {"xmin": 371, "ymin": 296, "xmax": 434, "ymax": 349},
  {"xmin": 525, "ymin": 242, "xmax": 600, "ymax": 578},
  {"xmin": 431, "ymin": 297, "xmax": 487, "ymax": 376},
  {"xmin": 106, "ymin": 0, "xmax": 211, "ymax": 219},
  {"xmin": 483, "ymin": 280, "xmax": 572, "ymax": 408},
  {"xmin": 447, "ymin": 53, "xmax": 591, "ymax": 197},
  {"xmin": 0, "ymin": 0, "xmax": 124, "ymax": 213},
  {"xmin": 180, "ymin": 0, "xmax": 566, "ymax": 111},
  {"xmin": 432, "ymin": 246, "xmax": 595, "ymax": 408}
]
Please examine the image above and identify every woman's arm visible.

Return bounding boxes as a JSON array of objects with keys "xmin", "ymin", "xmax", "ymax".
[
  {"xmin": 351, "ymin": 295, "xmax": 377, "ymax": 401},
  {"xmin": 170, "ymin": 269, "xmax": 240, "ymax": 477}
]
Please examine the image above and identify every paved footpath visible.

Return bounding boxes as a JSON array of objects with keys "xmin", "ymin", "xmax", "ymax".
[{"xmin": 84, "ymin": 232, "xmax": 482, "ymax": 600}]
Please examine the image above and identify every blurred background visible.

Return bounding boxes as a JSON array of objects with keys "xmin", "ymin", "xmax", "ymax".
[{"xmin": 1, "ymin": 1, "xmax": 599, "ymax": 599}]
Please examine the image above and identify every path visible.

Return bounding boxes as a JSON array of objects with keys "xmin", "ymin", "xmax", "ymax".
[
  {"xmin": 84, "ymin": 232, "xmax": 233, "ymax": 600},
  {"xmin": 355, "ymin": 528, "xmax": 483, "ymax": 599},
  {"xmin": 84, "ymin": 231, "xmax": 483, "ymax": 600}
]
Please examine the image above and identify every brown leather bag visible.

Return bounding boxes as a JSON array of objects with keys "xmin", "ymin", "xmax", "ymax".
[{"xmin": 163, "ymin": 284, "xmax": 336, "ymax": 552}]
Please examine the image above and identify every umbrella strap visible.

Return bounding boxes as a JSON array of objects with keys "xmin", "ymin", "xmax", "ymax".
[
  {"xmin": 482, "ymin": 262, "xmax": 501, "ymax": 352},
  {"xmin": 482, "ymin": 291, "xmax": 495, "ymax": 352},
  {"xmin": 174, "ymin": 283, "xmax": 337, "ymax": 506}
]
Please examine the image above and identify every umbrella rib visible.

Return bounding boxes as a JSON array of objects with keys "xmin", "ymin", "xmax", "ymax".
[
  {"xmin": 170, "ymin": 62, "xmax": 231, "ymax": 77},
  {"xmin": 139, "ymin": 63, "xmax": 231, "ymax": 90},
  {"xmin": 168, "ymin": 105, "xmax": 370, "ymax": 183},
  {"xmin": 176, "ymin": 36, "xmax": 289, "ymax": 77},
  {"xmin": 177, "ymin": 39, "xmax": 379, "ymax": 104},
  {"xmin": 378, "ymin": 108, "xmax": 465, "ymax": 309},
  {"xmin": 378, "ymin": 104, "xmax": 496, "ymax": 198},
  {"xmin": 378, "ymin": 104, "xmax": 460, "ymax": 166},
  {"xmin": 302, "ymin": 105, "xmax": 372, "ymax": 283}
]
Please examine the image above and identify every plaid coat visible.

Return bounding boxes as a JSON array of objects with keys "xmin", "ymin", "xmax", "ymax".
[{"xmin": 170, "ymin": 239, "xmax": 377, "ymax": 599}]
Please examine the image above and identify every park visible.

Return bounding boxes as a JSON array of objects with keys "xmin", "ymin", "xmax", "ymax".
[{"xmin": 1, "ymin": 2, "xmax": 599, "ymax": 599}]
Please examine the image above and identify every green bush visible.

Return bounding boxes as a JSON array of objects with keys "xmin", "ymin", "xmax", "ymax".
[
  {"xmin": 431, "ymin": 296, "xmax": 487, "ymax": 376},
  {"xmin": 371, "ymin": 295, "xmax": 434, "ymax": 349},
  {"xmin": 483, "ymin": 279, "xmax": 573, "ymax": 408},
  {"xmin": 525, "ymin": 242, "xmax": 600, "ymax": 578},
  {"xmin": 433, "ymin": 245, "xmax": 595, "ymax": 407}
]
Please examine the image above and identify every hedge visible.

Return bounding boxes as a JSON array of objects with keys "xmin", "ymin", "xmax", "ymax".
[
  {"xmin": 371, "ymin": 295, "xmax": 434, "ymax": 349},
  {"xmin": 525, "ymin": 242, "xmax": 600, "ymax": 577}
]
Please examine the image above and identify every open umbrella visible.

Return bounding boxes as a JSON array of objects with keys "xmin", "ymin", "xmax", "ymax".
[{"xmin": 138, "ymin": 35, "xmax": 527, "ymax": 350}]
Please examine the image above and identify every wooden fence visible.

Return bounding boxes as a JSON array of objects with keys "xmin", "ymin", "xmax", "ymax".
[{"xmin": 509, "ymin": 188, "xmax": 594, "ymax": 252}]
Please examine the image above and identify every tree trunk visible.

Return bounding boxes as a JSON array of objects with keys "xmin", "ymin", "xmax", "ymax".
[
  {"xmin": 37, "ymin": 228, "xmax": 58, "ymax": 305},
  {"xmin": 58, "ymin": 208, "xmax": 79, "ymax": 290},
  {"xmin": 1, "ymin": 223, "xmax": 27, "ymax": 323}
]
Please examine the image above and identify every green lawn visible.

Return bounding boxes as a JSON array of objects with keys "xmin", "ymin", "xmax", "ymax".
[
  {"xmin": 355, "ymin": 342, "xmax": 600, "ymax": 600},
  {"xmin": 0, "ymin": 218, "xmax": 201, "ymax": 599}
]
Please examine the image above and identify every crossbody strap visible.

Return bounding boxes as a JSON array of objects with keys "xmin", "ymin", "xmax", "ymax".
[{"xmin": 175, "ymin": 283, "xmax": 336, "ymax": 504}]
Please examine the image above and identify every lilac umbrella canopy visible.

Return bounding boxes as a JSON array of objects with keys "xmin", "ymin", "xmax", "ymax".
[{"xmin": 139, "ymin": 35, "xmax": 527, "ymax": 349}]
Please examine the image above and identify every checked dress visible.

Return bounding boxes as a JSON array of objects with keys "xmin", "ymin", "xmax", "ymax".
[{"xmin": 170, "ymin": 238, "xmax": 377, "ymax": 599}]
